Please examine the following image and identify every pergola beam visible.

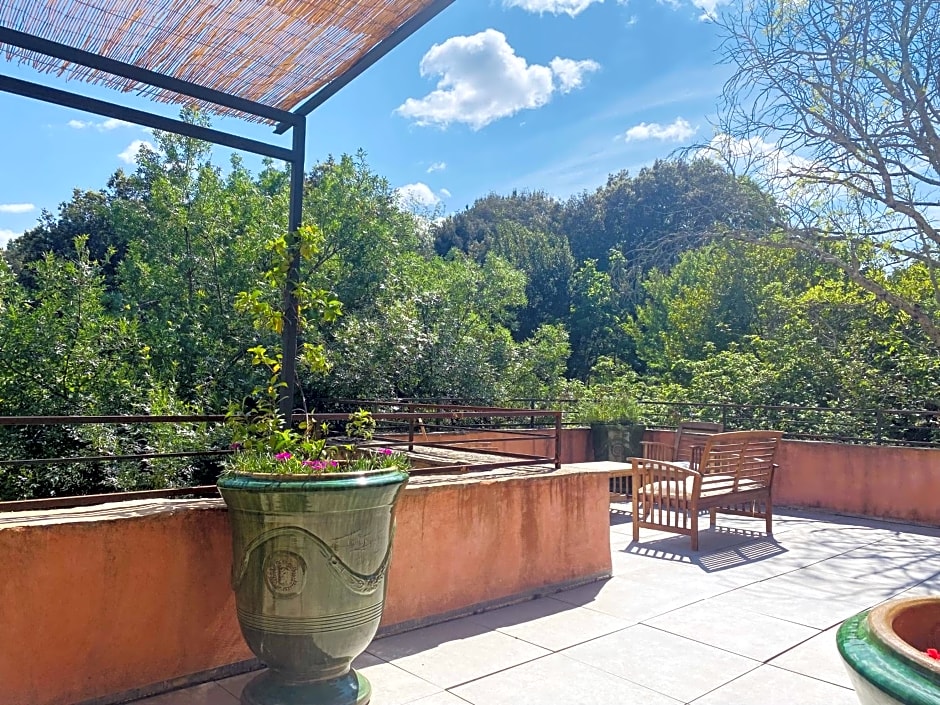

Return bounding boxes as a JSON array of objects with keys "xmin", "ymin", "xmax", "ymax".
[
  {"xmin": 0, "ymin": 74, "xmax": 294, "ymax": 162},
  {"xmin": 0, "ymin": 26, "xmax": 297, "ymax": 126}
]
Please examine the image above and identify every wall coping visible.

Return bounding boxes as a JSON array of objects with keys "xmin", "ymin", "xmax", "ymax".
[{"xmin": 0, "ymin": 462, "xmax": 615, "ymax": 529}]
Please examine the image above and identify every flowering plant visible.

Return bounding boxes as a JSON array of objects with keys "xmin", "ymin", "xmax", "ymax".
[
  {"xmin": 225, "ymin": 401, "xmax": 409, "ymax": 476},
  {"xmin": 927, "ymin": 648, "xmax": 940, "ymax": 660},
  {"xmin": 223, "ymin": 224, "xmax": 408, "ymax": 476}
]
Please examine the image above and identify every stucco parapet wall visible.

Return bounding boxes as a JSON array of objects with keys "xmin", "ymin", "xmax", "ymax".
[{"xmin": 0, "ymin": 463, "xmax": 612, "ymax": 705}]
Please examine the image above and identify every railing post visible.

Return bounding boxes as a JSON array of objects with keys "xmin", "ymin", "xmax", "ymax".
[
  {"xmin": 875, "ymin": 408, "xmax": 883, "ymax": 445},
  {"xmin": 721, "ymin": 404, "xmax": 729, "ymax": 430},
  {"xmin": 530, "ymin": 398, "xmax": 536, "ymax": 429},
  {"xmin": 554, "ymin": 411, "xmax": 562, "ymax": 469},
  {"xmin": 407, "ymin": 403, "xmax": 415, "ymax": 451}
]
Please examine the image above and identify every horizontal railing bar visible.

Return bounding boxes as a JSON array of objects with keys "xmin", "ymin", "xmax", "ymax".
[
  {"xmin": 0, "ymin": 409, "xmax": 561, "ymax": 426},
  {"xmin": 0, "ymin": 449, "xmax": 233, "ymax": 467},
  {"xmin": 0, "ymin": 415, "xmax": 226, "ymax": 425}
]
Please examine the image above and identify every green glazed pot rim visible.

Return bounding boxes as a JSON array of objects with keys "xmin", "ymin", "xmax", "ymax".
[
  {"xmin": 838, "ymin": 603, "xmax": 940, "ymax": 705},
  {"xmin": 217, "ymin": 467, "xmax": 409, "ymax": 492},
  {"xmin": 227, "ymin": 468, "xmax": 407, "ymax": 481}
]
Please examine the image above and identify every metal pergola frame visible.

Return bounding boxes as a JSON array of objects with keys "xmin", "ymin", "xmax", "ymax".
[{"xmin": 0, "ymin": 0, "xmax": 455, "ymax": 420}]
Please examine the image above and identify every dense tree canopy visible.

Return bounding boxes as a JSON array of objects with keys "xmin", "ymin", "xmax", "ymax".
[{"xmin": 1, "ymin": 112, "xmax": 937, "ymax": 499}]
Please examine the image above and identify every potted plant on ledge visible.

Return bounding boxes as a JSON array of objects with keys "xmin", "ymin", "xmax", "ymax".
[
  {"xmin": 217, "ymin": 224, "xmax": 409, "ymax": 705},
  {"xmin": 219, "ymin": 392, "xmax": 409, "ymax": 705},
  {"xmin": 571, "ymin": 382, "xmax": 645, "ymax": 463}
]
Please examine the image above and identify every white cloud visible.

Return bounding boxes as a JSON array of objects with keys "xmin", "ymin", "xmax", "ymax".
[
  {"xmin": 101, "ymin": 118, "xmax": 132, "ymax": 130},
  {"xmin": 704, "ymin": 134, "xmax": 811, "ymax": 180},
  {"xmin": 396, "ymin": 29, "xmax": 599, "ymax": 130},
  {"xmin": 503, "ymin": 0, "xmax": 604, "ymax": 16},
  {"xmin": 624, "ymin": 117, "xmax": 697, "ymax": 142},
  {"xmin": 701, "ymin": 133, "xmax": 821, "ymax": 202},
  {"xmin": 69, "ymin": 117, "xmax": 134, "ymax": 131},
  {"xmin": 440, "ymin": 188, "xmax": 452, "ymax": 198},
  {"xmin": 0, "ymin": 203, "xmax": 35, "ymax": 214},
  {"xmin": 118, "ymin": 139, "xmax": 156, "ymax": 164},
  {"xmin": 0, "ymin": 229, "xmax": 21, "ymax": 248},
  {"xmin": 395, "ymin": 182, "xmax": 441, "ymax": 208},
  {"xmin": 691, "ymin": 0, "xmax": 730, "ymax": 20},
  {"xmin": 427, "ymin": 161, "xmax": 447, "ymax": 173},
  {"xmin": 549, "ymin": 57, "xmax": 601, "ymax": 93}
]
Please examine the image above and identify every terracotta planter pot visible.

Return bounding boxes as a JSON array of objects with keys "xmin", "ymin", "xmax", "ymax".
[
  {"xmin": 218, "ymin": 468, "xmax": 408, "ymax": 705},
  {"xmin": 838, "ymin": 596, "xmax": 940, "ymax": 705}
]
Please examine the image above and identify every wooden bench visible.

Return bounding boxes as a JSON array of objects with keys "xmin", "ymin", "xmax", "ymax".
[
  {"xmin": 609, "ymin": 421, "xmax": 723, "ymax": 501},
  {"xmin": 629, "ymin": 430, "xmax": 783, "ymax": 550}
]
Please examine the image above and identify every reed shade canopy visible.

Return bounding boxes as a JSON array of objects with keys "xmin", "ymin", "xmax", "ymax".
[{"xmin": 0, "ymin": 0, "xmax": 447, "ymax": 123}]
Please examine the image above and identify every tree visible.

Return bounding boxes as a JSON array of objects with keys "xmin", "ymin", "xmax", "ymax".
[
  {"xmin": 432, "ymin": 190, "xmax": 564, "ymax": 258},
  {"xmin": 304, "ymin": 152, "xmax": 423, "ymax": 311},
  {"xmin": 322, "ymin": 252, "xmax": 526, "ymax": 401},
  {"xmin": 711, "ymin": 0, "xmax": 940, "ymax": 348},
  {"xmin": 563, "ymin": 160, "xmax": 776, "ymax": 275},
  {"xmin": 5, "ymin": 187, "xmax": 127, "ymax": 290},
  {"xmin": 567, "ymin": 256, "xmax": 635, "ymax": 379},
  {"xmin": 486, "ymin": 222, "xmax": 575, "ymax": 338}
]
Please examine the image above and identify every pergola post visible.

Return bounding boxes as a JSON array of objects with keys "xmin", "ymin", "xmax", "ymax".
[{"xmin": 279, "ymin": 117, "xmax": 307, "ymax": 424}]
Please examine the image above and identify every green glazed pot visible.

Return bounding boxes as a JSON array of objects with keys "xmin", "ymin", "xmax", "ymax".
[
  {"xmin": 837, "ymin": 597, "xmax": 940, "ymax": 705},
  {"xmin": 590, "ymin": 422, "xmax": 645, "ymax": 462},
  {"xmin": 218, "ymin": 468, "xmax": 408, "ymax": 705}
]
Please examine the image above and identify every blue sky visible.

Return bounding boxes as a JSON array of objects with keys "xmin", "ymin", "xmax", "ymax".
[{"xmin": 0, "ymin": 0, "xmax": 731, "ymax": 247}]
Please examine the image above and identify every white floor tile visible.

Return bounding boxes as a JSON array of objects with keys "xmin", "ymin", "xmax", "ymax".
[
  {"xmin": 563, "ymin": 623, "xmax": 760, "ymax": 702},
  {"xmin": 644, "ymin": 600, "xmax": 819, "ymax": 662},
  {"xmin": 451, "ymin": 652, "xmax": 681, "ymax": 705},
  {"xmin": 367, "ymin": 617, "xmax": 550, "ymax": 688},
  {"xmin": 691, "ymin": 664, "xmax": 857, "ymax": 705}
]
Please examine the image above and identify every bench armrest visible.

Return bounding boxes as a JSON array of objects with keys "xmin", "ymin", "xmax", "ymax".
[
  {"xmin": 631, "ymin": 458, "xmax": 700, "ymax": 485},
  {"xmin": 640, "ymin": 440, "xmax": 674, "ymax": 461}
]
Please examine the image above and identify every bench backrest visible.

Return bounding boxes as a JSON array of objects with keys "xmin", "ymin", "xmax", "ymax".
[
  {"xmin": 698, "ymin": 430, "xmax": 783, "ymax": 494},
  {"xmin": 673, "ymin": 420, "xmax": 724, "ymax": 465}
]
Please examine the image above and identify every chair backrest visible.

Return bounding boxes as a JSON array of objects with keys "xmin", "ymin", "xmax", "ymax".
[
  {"xmin": 673, "ymin": 421, "xmax": 724, "ymax": 465},
  {"xmin": 698, "ymin": 430, "xmax": 783, "ymax": 492}
]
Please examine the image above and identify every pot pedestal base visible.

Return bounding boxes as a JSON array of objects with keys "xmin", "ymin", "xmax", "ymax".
[{"xmin": 241, "ymin": 669, "xmax": 371, "ymax": 705}]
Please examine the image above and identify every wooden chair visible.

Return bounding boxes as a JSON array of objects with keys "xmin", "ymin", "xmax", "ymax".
[
  {"xmin": 641, "ymin": 420, "xmax": 724, "ymax": 470},
  {"xmin": 630, "ymin": 430, "xmax": 783, "ymax": 551}
]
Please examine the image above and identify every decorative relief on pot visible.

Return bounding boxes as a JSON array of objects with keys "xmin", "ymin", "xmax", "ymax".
[
  {"xmin": 235, "ymin": 526, "xmax": 393, "ymax": 596},
  {"xmin": 262, "ymin": 550, "xmax": 307, "ymax": 597}
]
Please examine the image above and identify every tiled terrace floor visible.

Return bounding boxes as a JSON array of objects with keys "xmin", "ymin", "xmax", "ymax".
[{"xmin": 137, "ymin": 506, "xmax": 940, "ymax": 705}]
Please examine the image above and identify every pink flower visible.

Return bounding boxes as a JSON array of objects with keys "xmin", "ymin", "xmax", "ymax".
[
  {"xmin": 328, "ymin": 460, "xmax": 339, "ymax": 467},
  {"xmin": 927, "ymin": 648, "xmax": 940, "ymax": 660},
  {"xmin": 275, "ymin": 452, "xmax": 292, "ymax": 461},
  {"xmin": 302, "ymin": 459, "xmax": 326, "ymax": 470},
  {"xmin": 379, "ymin": 448, "xmax": 393, "ymax": 456}
]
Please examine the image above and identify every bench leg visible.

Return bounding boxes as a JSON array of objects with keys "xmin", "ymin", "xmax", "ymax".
[
  {"xmin": 690, "ymin": 510, "xmax": 699, "ymax": 551},
  {"xmin": 632, "ymin": 495, "xmax": 640, "ymax": 543},
  {"xmin": 765, "ymin": 497, "xmax": 773, "ymax": 536},
  {"xmin": 709, "ymin": 508, "xmax": 717, "ymax": 528}
]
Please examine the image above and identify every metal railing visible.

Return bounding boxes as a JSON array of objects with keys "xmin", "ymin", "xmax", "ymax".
[
  {"xmin": 634, "ymin": 401, "xmax": 940, "ymax": 448},
  {"xmin": 323, "ymin": 397, "xmax": 940, "ymax": 448},
  {"xmin": 0, "ymin": 404, "xmax": 563, "ymax": 511}
]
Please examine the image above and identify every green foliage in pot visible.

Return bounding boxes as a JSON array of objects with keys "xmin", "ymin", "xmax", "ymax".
[
  {"xmin": 569, "ymin": 375, "xmax": 644, "ymax": 425},
  {"xmin": 223, "ymin": 223, "xmax": 409, "ymax": 476}
]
